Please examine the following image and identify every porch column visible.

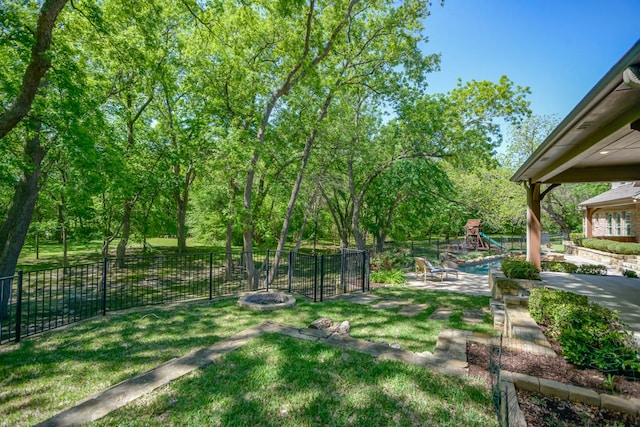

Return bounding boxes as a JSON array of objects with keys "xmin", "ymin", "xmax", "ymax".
[
  {"xmin": 585, "ymin": 207, "xmax": 594, "ymax": 238},
  {"xmin": 525, "ymin": 182, "xmax": 542, "ymax": 269}
]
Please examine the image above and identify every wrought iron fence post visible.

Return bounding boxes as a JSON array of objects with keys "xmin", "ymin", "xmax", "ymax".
[
  {"xmin": 209, "ymin": 251, "xmax": 213, "ymax": 300},
  {"xmin": 361, "ymin": 252, "xmax": 366, "ymax": 292},
  {"xmin": 287, "ymin": 251, "xmax": 293, "ymax": 293},
  {"xmin": 313, "ymin": 255, "xmax": 318, "ymax": 303},
  {"xmin": 340, "ymin": 248, "xmax": 346, "ymax": 293},
  {"xmin": 101, "ymin": 257, "xmax": 108, "ymax": 315},
  {"xmin": 411, "ymin": 241, "xmax": 414, "ymax": 256},
  {"xmin": 436, "ymin": 240, "xmax": 440, "ymax": 259},
  {"xmin": 320, "ymin": 255, "xmax": 325, "ymax": 302},
  {"xmin": 15, "ymin": 271, "xmax": 23, "ymax": 343},
  {"xmin": 265, "ymin": 249, "xmax": 270, "ymax": 291}
]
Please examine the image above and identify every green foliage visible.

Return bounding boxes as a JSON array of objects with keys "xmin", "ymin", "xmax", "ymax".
[
  {"xmin": 370, "ymin": 269, "xmax": 407, "ymax": 285},
  {"xmin": 575, "ymin": 264, "xmax": 607, "ymax": 275},
  {"xmin": 500, "ymin": 257, "xmax": 540, "ymax": 280},
  {"xmin": 569, "ymin": 232, "xmax": 584, "ymax": 243},
  {"xmin": 623, "ymin": 269, "xmax": 639, "ymax": 278},
  {"xmin": 529, "ymin": 287, "xmax": 640, "ymax": 374},
  {"xmin": 528, "ymin": 287, "xmax": 588, "ymax": 326},
  {"xmin": 578, "ymin": 238, "xmax": 640, "ymax": 255},
  {"xmin": 370, "ymin": 249, "xmax": 412, "ymax": 271},
  {"xmin": 541, "ymin": 261, "xmax": 578, "ymax": 273}
]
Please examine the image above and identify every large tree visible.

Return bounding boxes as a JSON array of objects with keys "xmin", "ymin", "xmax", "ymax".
[{"xmin": 0, "ymin": 0, "xmax": 69, "ymax": 141}]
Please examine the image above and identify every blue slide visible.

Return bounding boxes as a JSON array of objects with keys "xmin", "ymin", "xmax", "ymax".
[{"xmin": 479, "ymin": 232, "xmax": 506, "ymax": 250}]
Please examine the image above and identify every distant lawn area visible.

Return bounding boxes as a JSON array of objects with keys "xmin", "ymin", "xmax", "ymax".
[
  {"xmin": 17, "ymin": 238, "xmax": 345, "ymax": 271},
  {"xmin": 0, "ymin": 286, "xmax": 497, "ymax": 426}
]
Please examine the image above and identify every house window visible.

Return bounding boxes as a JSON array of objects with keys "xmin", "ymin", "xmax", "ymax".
[
  {"xmin": 607, "ymin": 213, "xmax": 613, "ymax": 235},
  {"xmin": 626, "ymin": 211, "xmax": 632, "ymax": 236},
  {"xmin": 615, "ymin": 212, "xmax": 622, "ymax": 236}
]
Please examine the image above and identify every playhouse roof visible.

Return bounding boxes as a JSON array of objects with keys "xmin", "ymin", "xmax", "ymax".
[{"xmin": 465, "ymin": 219, "xmax": 482, "ymax": 228}]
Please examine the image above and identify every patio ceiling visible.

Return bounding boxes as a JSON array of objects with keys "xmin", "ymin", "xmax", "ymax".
[{"xmin": 512, "ymin": 40, "xmax": 640, "ymax": 184}]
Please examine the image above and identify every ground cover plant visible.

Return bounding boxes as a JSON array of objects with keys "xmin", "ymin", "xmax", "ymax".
[
  {"xmin": 0, "ymin": 286, "xmax": 495, "ymax": 426},
  {"xmin": 369, "ymin": 249, "xmax": 412, "ymax": 285},
  {"xmin": 528, "ymin": 287, "xmax": 640, "ymax": 375}
]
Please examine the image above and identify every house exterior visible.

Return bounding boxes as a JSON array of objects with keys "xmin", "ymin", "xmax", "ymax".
[
  {"xmin": 510, "ymin": 40, "xmax": 640, "ymax": 268},
  {"xmin": 579, "ymin": 182, "xmax": 640, "ymax": 242}
]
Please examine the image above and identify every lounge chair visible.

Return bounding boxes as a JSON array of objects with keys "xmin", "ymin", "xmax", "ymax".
[{"xmin": 414, "ymin": 257, "xmax": 458, "ymax": 281}]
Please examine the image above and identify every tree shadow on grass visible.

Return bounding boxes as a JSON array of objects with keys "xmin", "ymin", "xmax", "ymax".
[
  {"xmin": 1, "ymin": 287, "xmax": 494, "ymax": 425},
  {"xmin": 89, "ymin": 333, "xmax": 497, "ymax": 427}
]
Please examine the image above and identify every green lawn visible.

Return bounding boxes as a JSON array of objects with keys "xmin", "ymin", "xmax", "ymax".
[{"xmin": 0, "ymin": 286, "xmax": 497, "ymax": 426}]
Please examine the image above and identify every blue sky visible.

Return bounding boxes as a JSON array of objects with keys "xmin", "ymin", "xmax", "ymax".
[{"xmin": 421, "ymin": 0, "xmax": 640, "ymax": 118}]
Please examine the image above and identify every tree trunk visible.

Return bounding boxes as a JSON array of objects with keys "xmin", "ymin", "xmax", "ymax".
[
  {"xmin": 348, "ymin": 155, "xmax": 366, "ymax": 250},
  {"xmin": 375, "ymin": 231, "xmax": 386, "ymax": 253},
  {"xmin": 242, "ymin": 152, "xmax": 259, "ymax": 289},
  {"xmin": 269, "ymin": 95, "xmax": 332, "ymax": 285},
  {"xmin": 0, "ymin": 0, "xmax": 68, "ymax": 141},
  {"xmin": 0, "ymin": 131, "xmax": 45, "ymax": 318},
  {"xmin": 224, "ymin": 180, "xmax": 239, "ymax": 281},
  {"xmin": 174, "ymin": 166, "xmax": 194, "ymax": 254},
  {"xmin": 116, "ymin": 201, "xmax": 132, "ymax": 267},
  {"xmin": 543, "ymin": 198, "xmax": 571, "ymax": 238}
]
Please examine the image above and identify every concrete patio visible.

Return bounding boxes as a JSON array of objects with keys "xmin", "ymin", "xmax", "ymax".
[{"xmin": 406, "ymin": 256, "xmax": 640, "ymax": 338}]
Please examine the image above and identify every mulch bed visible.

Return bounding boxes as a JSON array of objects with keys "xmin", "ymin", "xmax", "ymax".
[{"xmin": 467, "ymin": 340, "xmax": 640, "ymax": 426}]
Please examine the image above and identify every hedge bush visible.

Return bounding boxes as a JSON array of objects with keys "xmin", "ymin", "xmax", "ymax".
[
  {"xmin": 500, "ymin": 257, "xmax": 540, "ymax": 280},
  {"xmin": 529, "ymin": 287, "xmax": 640, "ymax": 374},
  {"xmin": 541, "ymin": 261, "xmax": 578, "ymax": 274},
  {"xmin": 579, "ymin": 238, "xmax": 640, "ymax": 255},
  {"xmin": 569, "ymin": 232, "xmax": 584, "ymax": 243}
]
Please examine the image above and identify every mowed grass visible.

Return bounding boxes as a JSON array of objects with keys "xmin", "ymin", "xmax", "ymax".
[
  {"xmin": 90, "ymin": 334, "xmax": 496, "ymax": 427},
  {"xmin": 0, "ymin": 286, "xmax": 497, "ymax": 426}
]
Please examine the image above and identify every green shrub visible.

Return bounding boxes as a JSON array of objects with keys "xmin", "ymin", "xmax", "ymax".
[
  {"xmin": 529, "ymin": 287, "xmax": 588, "ymax": 326},
  {"xmin": 529, "ymin": 287, "xmax": 640, "ymax": 374},
  {"xmin": 370, "ymin": 269, "xmax": 407, "ymax": 285},
  {"xmin": 569, "ymin": 232, "xmax": 584, "ymax": 246},
  {"xmin": 541, "ymin": 261, "xmax": 578, "ymax": 273},
  {"xmin": 623, "ymin": 269, "xmax": 639, "ymax": 278},
  {"xmin": 578, "ymin": 238, "xmax": 640, "ymax": 255},
  {"xmin": 370, "ymin": 249, "xmax": 412, "ymax": 271},
  {"xmin": 575, "ymin": 264, "xmax": 607, "ymax": 275},
  {"xmin": 500, "ymin": 257, "xmax": 540, "ymax": 280}
]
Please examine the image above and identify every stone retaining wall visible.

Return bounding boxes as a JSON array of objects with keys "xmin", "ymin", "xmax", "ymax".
[{"xmin": 564, "ymin": 242, "xmax": 637, "ymax": 267}]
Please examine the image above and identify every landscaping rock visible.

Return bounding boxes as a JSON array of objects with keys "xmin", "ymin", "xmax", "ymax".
[
  {"xmin": 309, "ymin": 317, "xmax": 334, "ymax": 330},
  {"xmin": 309, "ymin": 318, "xmax": 350, "ymax": 335}
]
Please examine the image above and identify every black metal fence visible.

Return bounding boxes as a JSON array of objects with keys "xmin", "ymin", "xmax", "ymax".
[
  {"xmin": 371, "ymin": 235, "xmax": 529, "ymax": 260},
  {"xmin": 0, "ymin": 249, "xmax": 369, "ymax": 345},
  {"xmin": 375, "ymin": 234, "xmax": 566, "ymax": 260}
]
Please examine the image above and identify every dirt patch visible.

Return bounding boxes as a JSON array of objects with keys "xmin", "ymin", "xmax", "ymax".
[{"xmin": 467, "ymin": 341, "xmax": 640, "ymax": 426}]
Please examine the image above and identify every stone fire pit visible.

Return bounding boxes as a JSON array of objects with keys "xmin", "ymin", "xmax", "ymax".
[{"xmin": 237, "ymin": 292, "xmax": 296, "ymax": 311}]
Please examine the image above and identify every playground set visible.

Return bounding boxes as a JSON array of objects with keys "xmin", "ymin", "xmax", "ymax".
[{"xmin": 463, "ymin": 219, "xmax": 506, "ymax": 251}]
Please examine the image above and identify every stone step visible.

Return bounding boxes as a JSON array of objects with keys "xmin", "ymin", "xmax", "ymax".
[{"xmin": 503, "ymin": 295, "xmax": 529, "ymax": 308}]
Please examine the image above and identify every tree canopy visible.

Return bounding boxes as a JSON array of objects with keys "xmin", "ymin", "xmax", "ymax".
[{"xmin": 1, "ymin": 0, "xmax": 549, "ymax": 284}]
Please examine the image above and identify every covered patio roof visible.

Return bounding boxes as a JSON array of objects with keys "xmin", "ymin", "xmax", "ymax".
[
  {"xmin": 510, "ymin": 39, "xmax": 640, "ymax": 268},
  {"xmin": 512, "ymin": 40, "xmax": 640, "ymax": 185}
]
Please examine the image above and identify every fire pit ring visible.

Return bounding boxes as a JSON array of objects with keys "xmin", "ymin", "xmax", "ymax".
[{"xmin": 237, "ymin": 292, "xmax": 296, "ymax": 311}]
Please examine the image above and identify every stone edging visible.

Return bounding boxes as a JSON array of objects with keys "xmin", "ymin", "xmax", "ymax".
[{"xmin": 501, "ymin": 370, "xmax": 640, "ymax": 417}]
